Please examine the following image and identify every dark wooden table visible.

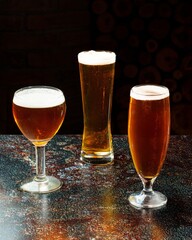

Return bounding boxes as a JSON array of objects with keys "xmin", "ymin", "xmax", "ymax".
[{"xmin": 0, "ymin": 135, "xmax": 191, "ymax": 240}]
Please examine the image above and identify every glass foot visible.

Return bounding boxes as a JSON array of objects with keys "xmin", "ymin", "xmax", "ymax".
[
  {"xmin": 19, "ymin": 176, "xmax": 62, "ymax": 193},
  {"xmin": 80, "ymin": 151, "xmax": 114, "ymax": 166},
  {"xmin": 128, "ymin": 190, "xmax": 167, "ymax": 209}
]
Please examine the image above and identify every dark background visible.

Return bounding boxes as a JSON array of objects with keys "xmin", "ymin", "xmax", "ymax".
[{"xmin": 0, "ymin": 0, "xmax": 191, "ymax": 135}]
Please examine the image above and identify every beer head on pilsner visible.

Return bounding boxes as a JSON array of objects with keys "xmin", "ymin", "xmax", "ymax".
[
  {"xmin": 128, "ymin": 85, "xmax": 170, "ymax": 180},
  {"xmin": 13, "ymin": 87, "xmax": 66, "ymax": 146},
  {"xmin": 130, "ymin": 85, "xmax": 169, "ymax": 100}
]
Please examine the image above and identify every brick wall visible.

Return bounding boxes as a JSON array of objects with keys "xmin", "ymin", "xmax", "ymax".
[{"xmin": 0, "ymin": 0, "xmax": 91, "ymax": 134}]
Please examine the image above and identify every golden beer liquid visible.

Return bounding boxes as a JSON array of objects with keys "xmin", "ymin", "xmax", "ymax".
[
  {"xmin": 79, "ymin": 62, "xmax": 115, "ymax": 155},
  {"xmin": 128, "ymin": 89, "xmax": 170, "ymax": 180},
  {"xmin": 12, "ymin": 88, "xmax": 66, "ymax": 146},
  {"xmin": 13, "ymin": 103, "xmax": 66, "ymax": 146}
]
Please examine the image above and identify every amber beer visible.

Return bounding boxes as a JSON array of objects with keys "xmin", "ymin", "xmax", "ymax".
[
  {"xmin": 78, "ymin": 50, "xmax": 116, "ymax": 165},
  {"xmin": 12, "ymin": 87, "xmax": 66, "ymax": 146},
  {"xmin": 128, "ymin": 85, "xmax": 170, "ymax": 180}
]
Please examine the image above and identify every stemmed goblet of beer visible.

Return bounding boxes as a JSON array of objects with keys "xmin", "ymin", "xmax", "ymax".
[
  {"xmin": 128, "ymin": 85, "xmax": 170, "ymax": 208},
  {"xmin": 12, "ymin": 86, "xmax": 66, "ymax": 193}
]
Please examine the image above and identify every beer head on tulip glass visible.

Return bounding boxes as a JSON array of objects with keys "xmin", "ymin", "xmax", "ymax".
[
  {"xmin": 78, "ymin": 50, "xmax": 116, "ymax": 165},
  {"xmin": 128, "ymin": 84, "xmax": 170, "ymax": 209},
  {"xmin": 12, "ymin": 86, "xmax": 66, "ymax": 193}
]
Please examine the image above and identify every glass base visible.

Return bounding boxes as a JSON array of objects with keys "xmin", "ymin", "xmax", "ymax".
[
  {"xmin": 128, "ymin": 190, "xmax": 167, "ymax": 209},
  {"xmin": 80, "ymin": 151, "xmax": 114, "ymax": 166},
  {"xmin": 19, "ymin": 176, "xmax": 62, "ymax": 193}
]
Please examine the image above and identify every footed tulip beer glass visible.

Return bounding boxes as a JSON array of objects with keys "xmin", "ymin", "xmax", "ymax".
[
  {"xmin": 128, "ymin": 85, "xmax": 170, "ymax": 208},
  {"xmin": 12, "ymin": 86, "xmax": 66, "ymax": 193},
  {"xmin": 78, "ymin": 50, "xmax": 116, "ymax": 165}
]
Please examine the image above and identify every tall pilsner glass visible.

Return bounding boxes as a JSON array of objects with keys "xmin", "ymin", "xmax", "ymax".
[
  {"xmin": 78, "ymin": 50, "xmax": 116, "ymax": 165},
  {"xmin": 12, "ymin": 86, "xmax": 66, "ymax": 193},
  {"xmin": 128, "ymin": 85, "xmax": 170, "ymax": 208}
]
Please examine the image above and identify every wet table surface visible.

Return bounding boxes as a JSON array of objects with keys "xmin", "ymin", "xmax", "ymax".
[{"xmin": 0, "ymin": 135, "xmax": 191, "ymax": 240}]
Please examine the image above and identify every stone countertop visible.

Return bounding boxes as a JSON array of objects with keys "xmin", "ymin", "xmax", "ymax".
[{"xmin": 0, "ymin": 135, "xmax": 191, "ymax": 240}]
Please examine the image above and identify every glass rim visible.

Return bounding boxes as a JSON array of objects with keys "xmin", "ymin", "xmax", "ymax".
[
  {"xmin": 14, "ymin": 85, "xmax": 63, "ymax": 94},
  {"xmin": 78, "ymin": 49, "xmax": 116, "ymax": 54},
  {"xmin": 130, "ymin": 84, "xmax": 169, "ymax": 100}
]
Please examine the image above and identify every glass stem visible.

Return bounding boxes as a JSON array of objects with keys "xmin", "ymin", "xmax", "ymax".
[
  {"xmin": 35, "ymin": 146, "xmax": 47, "ymax": 182},
  {"xmin": 142, "ymin": 177, "xmax": 156, "ymax": 194}
]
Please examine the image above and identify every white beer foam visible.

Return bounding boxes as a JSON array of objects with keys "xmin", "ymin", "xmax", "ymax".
[
  {"xmin": 78, "ymin": 50, "xmax": 116, "ymax": 65},
  {"xmin": 13, "ymin": 87, "xmax": 65, "ymax": 108},
  {"xmin": 131, "ymin": 85, "xmax": 169, "ymax": 100}
]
